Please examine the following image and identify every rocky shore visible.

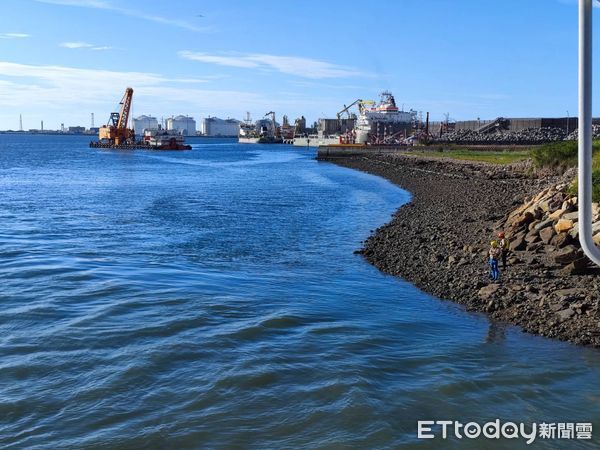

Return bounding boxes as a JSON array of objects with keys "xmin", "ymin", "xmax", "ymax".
[{"xmin": 321, "ymin": 153, "xmax": 600, "ymax": 347}]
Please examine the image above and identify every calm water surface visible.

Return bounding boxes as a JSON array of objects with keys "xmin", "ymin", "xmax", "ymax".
[{"xmin": 0, "ymin": 135, "xmax": 598, "ymax": 449}]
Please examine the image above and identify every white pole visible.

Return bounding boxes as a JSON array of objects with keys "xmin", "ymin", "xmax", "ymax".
[{"xmin": 578, "ymin": 0, "xmax": 600, "ymax": 266}]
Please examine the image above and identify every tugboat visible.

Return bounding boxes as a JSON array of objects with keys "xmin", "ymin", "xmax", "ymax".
[{"xmin": 142, "ymin": 129, "xmax": 191, "ymax": 150}]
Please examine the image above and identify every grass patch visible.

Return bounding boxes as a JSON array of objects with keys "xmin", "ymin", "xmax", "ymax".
[
  {"xmin": 535, "ymin": 141, "xmax": 600, "ymax": 202},
  {"xmin": 568, "ymin": 152, "xmax": 600, "ymax": 202},
  {"xmin": 408, "ymin": 149, "xmax": 530, "ymax": 165}
]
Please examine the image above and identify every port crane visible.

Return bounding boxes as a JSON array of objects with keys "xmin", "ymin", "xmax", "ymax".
[
  {"xmin": 264, "ymin": 111, "xmax": 278, "ymax": 136},
  {"xmin": 336, "ymin": 99, "xmax": 375, "ymax": 131},
  {"xmin": 99, "ymin": 87, "xmax": 135, "ymax": 145}
]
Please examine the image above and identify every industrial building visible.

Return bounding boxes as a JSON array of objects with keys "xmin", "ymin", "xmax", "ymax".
[
  {"xmin": 318, "ymin": 118, "xmax": 356, "ymax": 135},
  {"xmin": 133, "ymin": 115, "xmax": 159, "ymax": 133},
  {"xmin": 166, "ymin": 115, "xmax": 196, "ymax": 136},
  {"xmin": 201, "ymin": 117, "xmax": 240, "ymax": 137}
]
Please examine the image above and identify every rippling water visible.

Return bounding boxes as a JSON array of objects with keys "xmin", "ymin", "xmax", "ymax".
[{"xmin": 0, "ymin": 135, "xmax": 598, "ymax": 449}]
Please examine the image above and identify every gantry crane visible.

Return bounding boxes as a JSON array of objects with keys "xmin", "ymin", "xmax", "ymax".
[{"xmin": 99, "ymin": 87, "xmax": 135, "ymax": 145}]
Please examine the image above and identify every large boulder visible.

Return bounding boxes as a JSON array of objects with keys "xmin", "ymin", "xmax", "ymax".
[
  {"xmin": 548, "ymin": 208, "xmax": 566, "ymax": 221},
  {"xmin": 511, "ymin": 211, "xmax": 536, "ymax": 231},
  {"xmin": 509, "ymin": 232, "xmax": 527, "ymax": 251},
  {"xmin": 540, "ymin": 226, "xmax": 555, "ymax": 244},
  {"xmin": 562, "ymin": 211, "xmax": 579, "ymax": 222},
  {"xmin": 525, "ymin": 229, "xmax": 541, "ymax": 244},
  {"xmin": 554, "ymin": 219, "xmax": 574, "ymax": 233},
  {"xmin": 560, "ymin": 258, "xmax": 592, "ymax": 276},
  {"xmin": 534, "ymin": 218, "xmax": 554, "ymax": 231},
  {"xmin": 552, "ymin": 245, "xmax": 582, "ymax": 265},
  {"xmin": 551, "ymin": 232, "xmax": 572, "ymax": 249}
]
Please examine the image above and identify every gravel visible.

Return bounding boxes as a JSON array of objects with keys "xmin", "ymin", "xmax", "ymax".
[{"xmin": 322, "ymin": 153, "xmax": 600, "ymax": 347}]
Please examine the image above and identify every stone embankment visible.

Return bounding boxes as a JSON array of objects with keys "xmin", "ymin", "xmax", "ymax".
[
  {"xmin": 434, "ymin": 127, "xmax": 567, "ymax": 145},
  {"xmin": 322, "ymin": 153, "xmax": 600, "ymax": 347},
  {"xmin": 501, "ymin": 182, "xmax": 600, "ymax": 277},
  {"xmin": 433, "ymin": 124, "xmax": 600, "ymax": 145}
]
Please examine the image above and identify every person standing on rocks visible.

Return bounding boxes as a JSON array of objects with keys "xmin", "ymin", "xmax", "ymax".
[
  {"xmin": 489, "ymin": 240, "xmax": 502, "ymax": 282},
  {"xmin": 498, "ymin": 232, "xmax": 510, "ymax": 269}
]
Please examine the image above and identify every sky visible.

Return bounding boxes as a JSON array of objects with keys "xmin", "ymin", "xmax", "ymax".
[{"xmin": 0, "ymin": 0, "xmax": 598, "ymax": 130}]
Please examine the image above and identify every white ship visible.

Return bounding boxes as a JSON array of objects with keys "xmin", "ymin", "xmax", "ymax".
[
  {"xmin": 354, "ymin": 91, "xmax": 415, "ymax": 144},
  {"xmin": 238, "ymin": 112, "xmax": 283, "ymax": 144}
]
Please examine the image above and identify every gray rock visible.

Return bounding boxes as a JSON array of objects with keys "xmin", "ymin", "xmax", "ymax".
[
  {"xmin": 534, "ymin": 218, "xmax": 554, "ymax": 231},
  {"xmin": 479, "ymin": 284, "xmax": 501, "ymax": 299},
  {"xmin": 553, "ymin": 288, "xmax": 584, "ymax": 301},
  {"xmin": 510, "ymin": 234, "xmax": 527, "ymax": 251},
  {"xmin": 540, "ymin": 226, "xmax": 555, "ymax": 244},
  {"xmin": 552, "ymin": 245, "xmax": 581, "ymax": 265},
  {"xmin": 556, "ymin": 308, "xmax": 575, "ymax": 322}
]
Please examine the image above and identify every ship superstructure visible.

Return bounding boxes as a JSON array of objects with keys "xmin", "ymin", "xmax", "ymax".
[{"xmin": 354, "ymin": 91, "xmax": 416, "ymax": 144}]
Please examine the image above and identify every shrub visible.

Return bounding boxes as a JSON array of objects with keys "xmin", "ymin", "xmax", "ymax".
[{"xmin": 531, "ymin": 140, "xmax": 600, "ymax": 169}]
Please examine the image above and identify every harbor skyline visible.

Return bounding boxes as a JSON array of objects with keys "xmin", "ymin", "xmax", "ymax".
[{"xmin": 0, "ymin": 0, "xmax": 598, "ymax": 129}]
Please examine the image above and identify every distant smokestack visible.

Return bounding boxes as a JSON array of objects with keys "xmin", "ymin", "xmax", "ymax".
[
  {"xmin": 41, "ymin": 120, "xmax": 43, "ymax": 131},
  {"xmin": 91, "ymin": 112, "xmax": 94, "ymax": 128},
  {"xmin": 19, "ymin": 114, "xmax": 22, "ymax": 131}
]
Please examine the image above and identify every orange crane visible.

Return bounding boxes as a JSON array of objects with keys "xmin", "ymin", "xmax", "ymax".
[{"xmin": 99, "ymin": 87, "xmax": 135, "ymax": 145}]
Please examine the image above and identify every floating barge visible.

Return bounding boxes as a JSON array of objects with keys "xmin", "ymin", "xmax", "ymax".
[
  {"xmin": 89, "ymin": 87, "xmax": 191, "ymax": 151},
  {"xmin": 90, "ymin": 142, "xmax": 152, "ymax": 150}
]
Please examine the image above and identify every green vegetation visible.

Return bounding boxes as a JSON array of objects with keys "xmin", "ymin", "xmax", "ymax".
[
  {"xmin": 408, "ymin": 140, "xmax": 600, "ymax": 201},
  {"xmin": 409, "ymin": 149, "xmax": 530, "ymax": 165},
  {"xmin": 532, "ymin": 140, "xmax": 600, "ymax": 202}
]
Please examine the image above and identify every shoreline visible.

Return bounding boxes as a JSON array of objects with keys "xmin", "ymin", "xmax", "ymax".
[{"xmin": 320, "ymin": 153, "xmax": 600, "ymax": 348}]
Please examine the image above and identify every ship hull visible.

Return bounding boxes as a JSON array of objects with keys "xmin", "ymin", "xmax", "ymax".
[
  {"xmin": 238, "ymin": 136, "xmax": 283, "ymax": 144},
  {"xmin": 238, "ymin": 137, "xmax": 261, "ymax": 144},
  {"xmin": 292, "ymin": 136, "xmax": 340, "ymax": 147}
]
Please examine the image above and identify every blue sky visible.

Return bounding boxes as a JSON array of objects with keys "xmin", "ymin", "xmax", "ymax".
[{"xmin": 0, "ymin": 0, "xmax": 598, "ymax": 130}]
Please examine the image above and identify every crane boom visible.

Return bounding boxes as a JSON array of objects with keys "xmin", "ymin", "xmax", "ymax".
[
  {"xmin": 336, "ymin": 99, "xmax": 363, "ymax": 120},
  {"xmin": 117, "ymin": 87, "xmax": 133, "ymax": 129},
  {"xmin": 98, "ymin": 87, "xmax": 135, "ymax": 145}
]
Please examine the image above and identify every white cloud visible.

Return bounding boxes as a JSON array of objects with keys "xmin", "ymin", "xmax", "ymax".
[
  {"xmin": 178, "ymin": 51, "xmax": 371, "ymax": 79},
  {"xmin": 60, "ymin": 42, "xmax": 112, "ymax": 50},
  {"xmin": 60, "ymin": 41, "xmax": 93, "ymax": 48},
  {"xmin": 0, "ymin": 33, "xmax": 30, "ymax": 39},
  {"xmin": 0, "ymin": 61, "xmax": 273, "ymax": 128},
  {"xmin": 36, "ymin": 0, "xmax": 208, "ymax": 32}
]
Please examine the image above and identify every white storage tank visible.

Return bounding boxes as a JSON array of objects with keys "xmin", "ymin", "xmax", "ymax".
[
  {"xmin": 133, "ymin": 115, "xmax": 158, "ymax": 133},
  {"xmin": 201, "ymin": 117, "xmax": 240, "ymax": 136},
  {"xmin": 166, "ymin": 115, "xmax": 196, "ymax": 136}
]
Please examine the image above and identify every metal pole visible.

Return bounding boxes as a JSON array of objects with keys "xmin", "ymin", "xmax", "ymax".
[{"xmin": 578, "ymin": 0, "xmax": 600, "ymax": 266}]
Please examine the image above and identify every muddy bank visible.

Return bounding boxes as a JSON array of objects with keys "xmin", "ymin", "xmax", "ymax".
[{"xmin": 322, "ymin": 153, "xmax": 600, "ymax": 347}]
